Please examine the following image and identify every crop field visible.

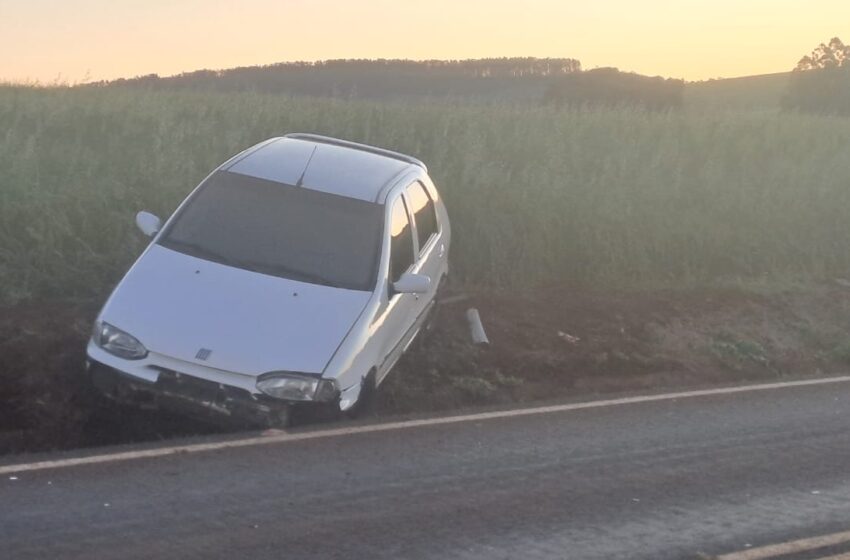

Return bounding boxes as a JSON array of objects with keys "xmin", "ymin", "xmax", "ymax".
[{"xmin": 3, "ymin": 86, "xmax": 850, "ymax": 305}]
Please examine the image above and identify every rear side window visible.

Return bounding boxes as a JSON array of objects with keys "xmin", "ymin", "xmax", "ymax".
[
  {"xmin": 405, "ymin": 182, "xmax": 438, "ymax": 251},
  {"xmin": 389, "ymin": 197, "xmax": 414, "ymax": 282}
]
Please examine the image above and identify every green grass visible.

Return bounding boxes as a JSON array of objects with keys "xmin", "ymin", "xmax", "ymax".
[{"xmin": 2, "ymin": 85, "xmax": 850, "ymax": 304}]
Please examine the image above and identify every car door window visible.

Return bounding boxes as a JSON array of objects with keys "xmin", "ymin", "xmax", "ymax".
[
  {"xmin": 405, "ymin": 182, "xmax": 439, "ymax": 252},
  {"xmin": 389, "ymin": 197, "xmax": 414, "ymax": 282}
]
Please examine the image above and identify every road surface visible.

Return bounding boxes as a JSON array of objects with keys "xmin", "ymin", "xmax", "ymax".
[{"xmin": 3, "ymin": 378, "xmax": 850, "ymax": 559}]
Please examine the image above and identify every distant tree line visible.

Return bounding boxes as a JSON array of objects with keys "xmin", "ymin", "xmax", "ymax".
[
  {"xmin": 783, "ymin": 37, "xmax": 850, "ymax": 116},
  {"xmin": 90, "ymin": 58, "xmax": 694, "ymax": 110},
  {"xmin": 89, "ymin": 58, "xmax": 582, "ymax": 101},
  {"xmin": 543, "ymin": 68, "xmax": 685, "ymax": 110}
]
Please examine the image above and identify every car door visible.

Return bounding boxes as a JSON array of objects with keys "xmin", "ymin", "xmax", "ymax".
[
  {"xmin": 405, "ymin": 180, "xmax": 445, "ymax": 312},
  {"xmin": 375, "ymin": 194, "xmax": 419, "ymax": 383}
]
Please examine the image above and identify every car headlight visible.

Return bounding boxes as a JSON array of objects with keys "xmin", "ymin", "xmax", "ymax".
[
  {"xmin": 92, "ymin": 321, "xmax": 148, "ymax": 360},
  {"xmin": 257, "ymin": 373, "xmax": 338, "ymax": 402}
]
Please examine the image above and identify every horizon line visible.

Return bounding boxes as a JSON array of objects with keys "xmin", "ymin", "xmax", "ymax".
[{"xmin": 0, "ymin": 56, "xmax": 797, "ymax": 88}]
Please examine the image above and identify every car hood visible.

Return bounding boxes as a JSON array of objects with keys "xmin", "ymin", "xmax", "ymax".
[{"xmin": 99, "ymin": 244, "xmax": 372, "ymax": 376}]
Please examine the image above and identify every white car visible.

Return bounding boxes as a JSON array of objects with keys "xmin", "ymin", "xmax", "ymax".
[{"xmin": 86, "ymin": 134, "xmax": 450, "ymax": 427}]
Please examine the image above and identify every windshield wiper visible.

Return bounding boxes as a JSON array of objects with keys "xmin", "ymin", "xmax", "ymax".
[
  {"xmin": 160, "ymin": 239, "xmax": 344, "ymax": 288},
  {"xmin": 237, "ymin": 260, "xmax": 343, "ymax": 288},
  {"xmin": 159, "ymin": 238, "xmax": 239, "ymax": 267}
]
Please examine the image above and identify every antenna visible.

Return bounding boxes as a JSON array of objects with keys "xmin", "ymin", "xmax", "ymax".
[{"xmin": 295, "ymin": 145, "xmax": 318, "ymax": 188}]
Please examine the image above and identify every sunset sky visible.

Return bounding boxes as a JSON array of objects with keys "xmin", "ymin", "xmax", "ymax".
[{"xmin": 1, "ymin": 0, "xmax": 847, "ymax": 84}]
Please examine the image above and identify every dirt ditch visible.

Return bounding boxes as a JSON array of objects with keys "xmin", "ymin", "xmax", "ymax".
[{"xmin": 3, "ymin": 284, "xmax": 850, "ymax": 456}]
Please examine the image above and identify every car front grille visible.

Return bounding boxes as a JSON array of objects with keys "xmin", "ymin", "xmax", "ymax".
[{"xmin": 154, "ymin": 369, "xmax": 252, "ymax": 404}]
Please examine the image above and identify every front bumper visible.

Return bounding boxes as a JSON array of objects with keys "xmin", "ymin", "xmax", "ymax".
[
  {"xmin": 86, "ymin": 345, "xmax": 295, "ymax": 428},
  {"xmin": 89, "ymin": 361, "xmax": 294, "ymax": 428}
]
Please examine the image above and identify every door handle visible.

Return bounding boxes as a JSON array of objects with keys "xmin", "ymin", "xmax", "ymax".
[{"xmin": 438, "ymin": 244, "xmax": 445, "ymax": 258}]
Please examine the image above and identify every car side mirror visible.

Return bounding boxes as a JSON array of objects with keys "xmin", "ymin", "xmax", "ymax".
[
  {"xmin": 393, "ymin": 272, "xmax": 431, "ymax": 294},
  {"xmin": 135, "ymin": 211, "xmax": 162, "ymax": 237}
]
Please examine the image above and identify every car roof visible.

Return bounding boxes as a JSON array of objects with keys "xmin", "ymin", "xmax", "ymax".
[{"xmin": 223, "ymin": 134, "xmax": 426, "ymax": 203}]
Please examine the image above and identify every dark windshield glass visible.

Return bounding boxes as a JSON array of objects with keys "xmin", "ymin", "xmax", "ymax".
[{"xmin": 159, "ymin": 171, "xmax": 383, "ymax": 291}]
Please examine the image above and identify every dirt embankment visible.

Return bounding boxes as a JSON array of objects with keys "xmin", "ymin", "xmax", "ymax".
[{"xmin": 3, "ymin": 285, "xmax": 850, "ymax": 456}]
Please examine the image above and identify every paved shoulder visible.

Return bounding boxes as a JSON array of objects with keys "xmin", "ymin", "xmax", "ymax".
[{"xmin": 3, "ymin": 378, "xmax": 850, "ymax": 559}]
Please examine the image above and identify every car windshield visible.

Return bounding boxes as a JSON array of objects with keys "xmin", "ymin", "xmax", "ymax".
[{"xmin": 158, "ymin": 171, "xmax": 383, "ymax": 291}]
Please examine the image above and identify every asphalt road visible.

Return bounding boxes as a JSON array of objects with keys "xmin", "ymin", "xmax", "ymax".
[{"xmin": 4, "ymin": 379, "xmax": 850, "ymax": 560}]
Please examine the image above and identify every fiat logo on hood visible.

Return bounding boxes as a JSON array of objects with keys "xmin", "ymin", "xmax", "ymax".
[{"xmin": 195, "ymin": 348, "xmax": 212, "ymax": 361}]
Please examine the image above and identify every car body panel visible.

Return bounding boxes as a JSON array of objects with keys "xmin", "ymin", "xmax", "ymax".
[
  {"xmin": 87, "ymin": 342, "xmax": 258, "ymax": 394},
  {"xmin": 97, "ymin": 244, "xmax": 371, "ymax": 376},
  {"xmin": 226, "ymin": 138, "xmax": 317, "ymax": 186},
  {"xmin": 226, "ymin": 137, "xmax": 410, "ymax": 202},
  {"xmin": 323, "ymin": 170, "xmax": 451, "ymax": 405}
]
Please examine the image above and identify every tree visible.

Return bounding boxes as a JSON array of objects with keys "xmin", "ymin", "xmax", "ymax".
[
  {"xmin": 784, "ymin": 37, "xmax": 850, "ymax": 115},
  {"xmin": 89, "ymin": 58, "xmax": 583, "ymax": 102},
  {"xmin": 543, "ymin": 68, "xmax": 684, "ymax": 111},
  {"xmin": 795, "ymin": 37, "xmax": 850, "ymax": 71}
]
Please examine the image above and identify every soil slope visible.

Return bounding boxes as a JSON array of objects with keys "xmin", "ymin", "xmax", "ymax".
[{"xmin": 3, "ymin": 285, "xmax": 850, "ymax": 455}]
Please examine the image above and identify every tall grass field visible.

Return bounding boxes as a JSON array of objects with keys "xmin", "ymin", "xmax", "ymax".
[{"xmin": 2, "ymin": 85, "xmax": 850, "ymax": 305}]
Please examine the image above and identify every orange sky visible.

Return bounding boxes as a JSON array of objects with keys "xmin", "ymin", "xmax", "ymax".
[{"xmin": 0, "ymin": 0, "xmax": 847, "ymax": 83}]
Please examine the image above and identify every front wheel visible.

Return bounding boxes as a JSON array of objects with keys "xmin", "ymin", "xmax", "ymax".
[{"xmin": 344, "ymin": 369, "xmax": 377, "ymax": 420}]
